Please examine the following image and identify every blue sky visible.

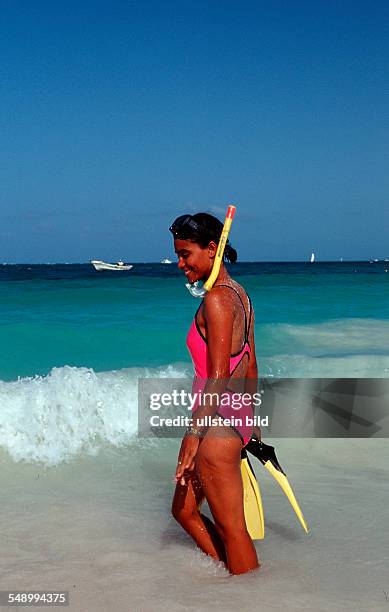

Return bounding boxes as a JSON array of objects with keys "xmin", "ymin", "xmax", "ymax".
[{"xmin": 1, "ymin": 0, "xmax": 388, "ymax": 262}]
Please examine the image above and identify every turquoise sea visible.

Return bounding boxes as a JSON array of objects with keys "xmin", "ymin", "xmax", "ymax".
[
  {"xmin": 1, "ymin": 262, "xmax": 389, "ymax": 612},
  {"xmin": 1, "ymin": 261, "xmax": 389, "ymax": 465}
]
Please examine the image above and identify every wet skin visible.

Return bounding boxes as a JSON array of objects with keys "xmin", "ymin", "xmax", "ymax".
[{"xmin": 171, "ymin": 237, "xmax": 260, "ymax": 575}]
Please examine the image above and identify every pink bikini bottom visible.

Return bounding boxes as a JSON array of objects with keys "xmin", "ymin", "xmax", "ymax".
[{"xmin": 192, "ymin": 390, "xmax": 254, "ymax": 446}]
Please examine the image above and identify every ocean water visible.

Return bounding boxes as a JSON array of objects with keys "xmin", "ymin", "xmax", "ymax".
[
  {"xmin": 1, "ymin": 261, "xmax": 389, "ymax": 465},
  {"xmin": 1, "ymin": 262, "xmax": 389, "ymax": 611}
]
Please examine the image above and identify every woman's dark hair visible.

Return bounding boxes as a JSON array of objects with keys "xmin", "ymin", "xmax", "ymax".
[{"xmin": 169, "ymin": 212, "xmax": 238, "ymax": 264}]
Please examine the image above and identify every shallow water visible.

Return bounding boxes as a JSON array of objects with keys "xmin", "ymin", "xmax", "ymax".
[{"xmin": 1, "ymin": 439, "xmax": 388, "ymax": 612}]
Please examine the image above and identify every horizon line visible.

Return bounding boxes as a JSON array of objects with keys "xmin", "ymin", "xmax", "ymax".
[{"xmin": 2, "ymin": 259, "xmax": 386, "ymax": 265}]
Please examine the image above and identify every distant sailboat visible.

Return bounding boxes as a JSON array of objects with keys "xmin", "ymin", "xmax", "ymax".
[{"xmin": 310, "ymin": 252, "xmax": 315, "ymax": 263}]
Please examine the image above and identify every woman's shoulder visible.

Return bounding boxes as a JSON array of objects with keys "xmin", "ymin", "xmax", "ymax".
[
  {"xmin": 209, "ymin": 279, "xmax": 248, "ymax": 301},
  {"xmin": 203, "ymin": 284, "xmax": 234, "ymax": 308},
  {"xmin": 202, "ymin": 281, "xmax": 246, "ymax": 315},
  {"xmin": 208, "ymin": 281, "xmax": 254, "ymax": 321}
]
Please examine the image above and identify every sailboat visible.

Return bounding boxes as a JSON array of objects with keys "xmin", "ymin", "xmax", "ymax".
[{"xmin": 310, "ymin": 252, "xmax": 315, "ymax": 263}]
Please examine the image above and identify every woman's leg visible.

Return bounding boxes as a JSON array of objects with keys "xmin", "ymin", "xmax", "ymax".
[
  {"xmin": 195, "ymin": 426, "xmax": 260, "ymax": 575},
  {"xmin": 171, "ymin": 472, "xmax": 227, "ymax": 563}
]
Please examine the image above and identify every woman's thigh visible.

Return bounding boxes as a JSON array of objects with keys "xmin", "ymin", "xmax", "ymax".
[{"xmin": 195, "ymin": 425, "xmax": 246, "ymax": 535}]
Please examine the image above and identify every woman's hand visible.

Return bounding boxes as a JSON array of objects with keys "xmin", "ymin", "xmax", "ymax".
[{"xmin": 174, "ymin": 433, "xmax": 200, "ymax": 486}]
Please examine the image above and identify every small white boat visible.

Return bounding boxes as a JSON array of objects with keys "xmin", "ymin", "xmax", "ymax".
[
  {"xmin": 310, "ymin": 252, "xmax": 315, "ymax": 263},
  {"xmin": 90, "ymin": 260, "xmax": 133, "ymax": 271},
  {"xmin": 160, "ymin": 258, "xmax": 172, "ymax": 264}
]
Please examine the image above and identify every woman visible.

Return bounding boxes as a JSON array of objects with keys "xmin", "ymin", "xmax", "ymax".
[{"xmin": 169, "ymin": 212, "xmax": 261, "ymax": 575}]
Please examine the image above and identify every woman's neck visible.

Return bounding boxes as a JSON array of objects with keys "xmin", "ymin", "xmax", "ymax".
[{"xmin": 213, "ymin": 265, "xmax": 232, "ymax": 286}]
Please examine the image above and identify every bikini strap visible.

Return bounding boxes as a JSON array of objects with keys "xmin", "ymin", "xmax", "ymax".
[
  {"xmin": 214, "ymin": 284, "xmax": 250, "ymax": 343},
  {"xmin": 247, "ymin": 294, "xmax": 252, "ymax": 339}
]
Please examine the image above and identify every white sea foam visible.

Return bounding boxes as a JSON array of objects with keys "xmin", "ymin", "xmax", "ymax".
[
  {"xmin": 263, "ymin": 353, "xmax": 389, "ymax": 378},
  {"xmin": 279, "ymin": 318, "xmax": 389, "ymax": 352},
  {"xmin": 0, "ymin": 364, "xmax": 190, "ymax": 466},
  {"xmin": 261, "ymin": 318, "xmax": 389, "ymax": 377}
]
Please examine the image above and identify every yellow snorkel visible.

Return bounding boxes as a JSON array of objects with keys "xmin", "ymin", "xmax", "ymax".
[{"xmin": 186, "ymin": 204, "xmax": 236, "ymax": 298}]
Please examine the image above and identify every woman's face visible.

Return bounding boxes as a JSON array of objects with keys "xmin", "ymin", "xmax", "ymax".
[{"xmin": 174, "ymin": 238, "xmax": 217, "ymax": 284}]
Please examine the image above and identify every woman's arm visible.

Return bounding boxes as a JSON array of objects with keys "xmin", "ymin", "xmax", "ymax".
[{"xmin": 191, "ymin": 286, "xmax": 234, "ymax": 430}]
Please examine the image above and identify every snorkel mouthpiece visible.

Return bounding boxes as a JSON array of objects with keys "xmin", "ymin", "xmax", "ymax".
[
  {"xmin": 185, "ymin": 280, "xmax": 207, "ymax": 297},
  {"xmin": 186, "ymin": 205, "xmax": 236, "ymax": 298}
]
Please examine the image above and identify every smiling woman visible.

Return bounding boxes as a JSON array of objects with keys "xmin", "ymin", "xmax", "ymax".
[
  {"xmin": 169, "ymin": 213, "xmax": 237, "ymax": 286},
  {"xmin": 168, "ymin": 211, "xmax": 261, "ymax": 575}
]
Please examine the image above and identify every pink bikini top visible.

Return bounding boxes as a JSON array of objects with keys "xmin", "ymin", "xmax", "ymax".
[{"xmin": 186, "ymin": 284, "xmax": 252, "ymax": 379}]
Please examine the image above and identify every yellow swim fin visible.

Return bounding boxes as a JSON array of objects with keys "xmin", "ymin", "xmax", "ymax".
[
  {"xmin": 246, "ymin": 439, "xmax": 309, "ymax": 534},
  {"xmin": 262, "ymin": 459, "xmax": 309, "ymax": 533},
  {"xmin": 240, "ymin": 451, "xmax": 264, "ymax": 540}
]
